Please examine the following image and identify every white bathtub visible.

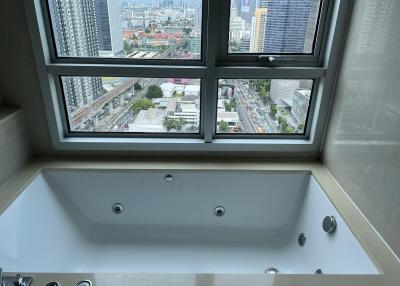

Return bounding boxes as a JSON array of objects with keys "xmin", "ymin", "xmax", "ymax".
[{"xmin": 0, "ymin": 161, "xmax": 399, "ymax": 286}]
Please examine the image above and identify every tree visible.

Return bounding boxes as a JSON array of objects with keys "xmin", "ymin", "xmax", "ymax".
[
  {"xmin": 163, "ymin": 117, "xmax": 187, "ymax": 131},
  {"xmin": 146, "ymin": 85, "xmax": 164, "ymax": 99},
  {"xmin": 183, "ymin": 27, "xmax": 192, "ymax": 35},
  {"xmin": 163, "ymin": 117, "xmax": 175, "ymax": 131},
  {"xmin": 270, "ymin": 104, "xmax": 277, "ymax": 119},
  {"xmin": 175, "ymin": 118, "xmax": 186, "ymax": 131},
  {"xmin": 218, "ymin": 120, "xmax": 229, "ymax": 132},
  {"xmin": 224, "ymin": 99, "xmax": 237, "ymax": 112},
  {"xmin": 278, "ymin": 117, "xmax": 290, "ymax": 133},
  {"xmin": 187, "ymin": 125, "xmax": 198, "ymax": 132},
  {"xmin": 131, "ymin": 98, "xmax": 155, "ymax": 114},
  {"xmin": 134, "ymin": 82, "xmax": 142, "ymax": 91},
  {"xmin": 123, "ymin": 41, "xmax": 134, "ymax": 54},
  {"xmin": 249, "ymin": 79, "xmax": 271, "ymax": 104},
  {"xmin": 297, "ymin": 123, "xmax": 305, "ymax": 132}
]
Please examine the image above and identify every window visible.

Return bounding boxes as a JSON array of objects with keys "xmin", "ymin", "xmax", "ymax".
[
  {"xmin": 27, "ymin": 0, "xmax": 350, "ymax": 152},
  {"xmin": 62, "ymin": 77, "xmax": 201, "ymax": 134},
  {"xmin": 217, "ymin": 79, "xmax": 314, "ymax": 134},
  {"xmin": 228, "ymin": 0, "xmax": 322, "ymax": 55},
  {"xmin": 48, "ymin": 0, "xmax": 203, "ymax": 60}
]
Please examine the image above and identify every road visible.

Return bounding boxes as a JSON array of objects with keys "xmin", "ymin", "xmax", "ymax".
[{"xmin": 228, "ymin": 80, "xmax": 279, "ymax": 134}]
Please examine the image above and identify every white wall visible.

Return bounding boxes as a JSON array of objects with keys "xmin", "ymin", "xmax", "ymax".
[
  {"xmin": 0, "ymin": 0, "xmax": 53, "ymax": 156},
  {"xmin": 0, "ymin": 109, "xmax": 32, "ymax": 187},
  {"xmin": 323, "ymin": 0, "xmax": 400, "ymax": 257}
]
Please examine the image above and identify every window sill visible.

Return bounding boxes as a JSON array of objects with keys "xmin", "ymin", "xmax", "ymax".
[{"xmin": 55, "ymin": 136, "xmax": 316, "ymax": 152}]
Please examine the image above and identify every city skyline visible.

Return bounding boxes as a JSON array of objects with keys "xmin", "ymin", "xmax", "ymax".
[{"xmin": 48, "ymin": 0, "xmax": 315, "ymax": 134}]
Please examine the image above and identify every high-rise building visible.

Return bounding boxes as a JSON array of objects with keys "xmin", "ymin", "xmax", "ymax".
[
  {"xmin": 236, "ymin": 0, "xmax": 256, "ymax": 21},
  {"xmin": 292, "ymin": 89, "xmax": 311, "ymax": 124},
  {"xmin": 257, "ymin": 0, "xmax": 268, "ymax": 8},
  {"xmin": 250, "ymin": 8, "xmax": 268, "ymax": 52},
  {"xmin": 230, "ymin": 15, "xmax": 246, "ymax": 42},
  {"xmin": 162, "ymin": 0, "xmax": 174, "ymax": 9},
  {"xmin": 49, "ymin": 0, "xmax": 102, "ymax": 112},
  {"xmin": 263, "ymin": 0, "xmax": 321, "ymax": 53},
  {"xmin": 240, "ymin": 37, "xmax": 251, "ymax": 52},
  {"xmin": 94, "ymin": 0, "xmax": 124, "ymax": 57},
  {"xmin": 270, "ymin": 80, "xmax": 300, "ymax": 106},
  {"xmin": 193, "ymin": 7, "xmax": 202, "ymax": 29}
]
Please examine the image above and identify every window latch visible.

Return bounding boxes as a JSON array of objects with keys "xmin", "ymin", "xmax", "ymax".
[
  {"xmin": 258, "ymin": 55, "xmax": 276, "ymax": 64},
  {"xmin": 258, "ymin": 55, "xmax": 296, "ymax": 66}
]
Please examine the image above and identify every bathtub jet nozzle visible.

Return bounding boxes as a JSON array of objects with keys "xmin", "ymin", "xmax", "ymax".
[
  {"xmin": 265, "ymin": 267, "xmax": 280, "ymax": 275},
  {"xmin": 112, "ymin": 203, "xmax": 124, "ymax": 214},
  {"xmin": 214, "ymin": 206, "xmax": 225, "ymax": 217}
]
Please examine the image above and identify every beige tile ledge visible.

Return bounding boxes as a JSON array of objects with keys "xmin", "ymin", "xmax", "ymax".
[
  {"xmin": 0, "ymin": 107, "xmax": 23, "ymax": 123},
  {"xmin": 0, "ymin": 159, "xmax": 399, "ymax": 286}
]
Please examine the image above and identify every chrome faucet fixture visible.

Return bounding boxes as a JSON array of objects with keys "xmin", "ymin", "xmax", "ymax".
[{"xmin": 0, "ymin": 269, "xmax": 33, "ymax": 286}]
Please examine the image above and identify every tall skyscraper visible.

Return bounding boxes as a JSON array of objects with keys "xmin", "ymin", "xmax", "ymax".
[
  {"xmin": 236, "ymin": 0, "xmax": 256, "ymax": 21},
  {"xmin": 162, "ymin": 0, "xmax": 174, "ymax": 9},
  {"xmin": 193, "ymin": 7, "xmax": 202, "ymax": 29},
  {"xmin": 250, "ymin": 8, "xmax": 268, "ymax": 52},
  {"xmin": 94, "ymin": 0, "xmax": 124, "ymax": 57},
  {"xmin": 49, "ymin": 0, "xmax": 102, "ymax": 112},
  {"xmin": 257, "ymin": 0, "xmax": 268, "ymax": 8},
  {"xmin": 263, "ymin": 0, "xmax": 321, "ymax": 53}
]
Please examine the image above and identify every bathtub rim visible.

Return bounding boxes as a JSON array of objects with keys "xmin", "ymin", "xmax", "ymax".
[{"xmin": 0, "ymin": 159, "xmax": 399, "ymax": 286}]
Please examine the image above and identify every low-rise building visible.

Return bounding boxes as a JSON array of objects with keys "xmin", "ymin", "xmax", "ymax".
[{"xmin": 217, "ymin": 111, "xmax": 240, "ymax": 127}]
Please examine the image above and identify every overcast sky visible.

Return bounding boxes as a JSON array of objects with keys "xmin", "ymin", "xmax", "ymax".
[{"xmin": 125, "ymin": 0, "xmax": 202, "ymax": 7}]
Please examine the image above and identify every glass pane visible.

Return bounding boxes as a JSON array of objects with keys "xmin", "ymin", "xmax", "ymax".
[
  {"xmin": 229, "ymin": 0, "xmax": 322, "ymax": 54},
  {"xmin": 217, "ymin": 79, "xmax": 313, "ymax": 134},
  {"xmin": 62, "ymin": 76, "xmax": 201, "ymax": 133},
  {"xmin": 48, "ymin": 0, "xmax": 202, "ymax": 60}
]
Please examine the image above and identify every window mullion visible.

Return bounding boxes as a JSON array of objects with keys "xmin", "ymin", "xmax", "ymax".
[{"xmin": 203, "ymin": 0, "xmax": 226, "ymax": 143}]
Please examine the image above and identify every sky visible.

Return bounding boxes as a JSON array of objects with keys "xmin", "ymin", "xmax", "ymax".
[{"xmin": 125, "ymin": 0, "xmax": 202, "ymax": 6}]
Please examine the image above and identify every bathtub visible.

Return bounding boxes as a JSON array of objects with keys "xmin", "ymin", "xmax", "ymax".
[{"xmin": 0, "ymin": 160, "xmax": 399, "ymax": 286}]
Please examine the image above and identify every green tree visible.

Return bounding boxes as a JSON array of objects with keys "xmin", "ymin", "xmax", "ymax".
[
  {"xmin": 297, "ymin": 123, "xmax": 305, "ymax": 132},
  {"xmin": 218, "ymin": 120, "xmax": 229, "ymax": 132},
  {"xmin": 163, "ymin": 117, "xmax": 186, "ymax": 131},
  {"xmin": 123, "ymin": 41, "xmax": 134, "ymax": 54},
  {"xmin": 270, "ymin": 104, "xmax": 277, "ymax": 119},
  {"xmin": 278, "ymin": 117, "xmax": 289, "ymax": 133},
  {"xmin": 146, "ymin": 85, "xmax": 164, "ymax": 99},
  {"xmin": 183, "ymin": 27, "xmax": 192, "ymax": 35},
  {"xmin": 249, "ymin": 79, "xmax": 271, "ymax": 104},
  {"xmin": 187, "ymin": 125, "xmax": 199, "ymax": 132},
  {"xmin": 286, "ymin": 127, "xmax": 295, "ymax": 133},
  {"xmin": 134, "ymin": 82, "xmax": 142, "ymax": 91},
  {"xmin": 224, "ymin": 99, "xmax": 237, "ymax": 112},
  {"xmin": 131, "ymin": 98, "xmax": 155, "ymax": 114},
  {"xmin": 175, "ymin": 118, "xmax": 186, "ymax": 131},
  {"xmin": 163, "ymin": 117, "xmax": 175, "ymax": 131}
]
